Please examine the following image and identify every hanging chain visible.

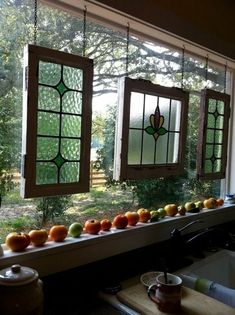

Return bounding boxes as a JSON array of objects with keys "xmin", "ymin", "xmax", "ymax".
[
  {"xmin": 205, "ymin": 54, "xmax": 209, "ymax": 88},
  {"xmin": 82, "ymin": 6, "xmax": 87, "ymax": 57},
  {"xmin": 34, "ymin": 0, "xmax": 38, "ymax": 45},
  {"xmin": 125, "ymin": 22, "xmax": 130, "ymax": 76},
  {"xmin": 181, "ymin": 46, "xmax": 185, "ymax": 89},
  {"xmin": 224, "ymin": 62, "xmax": 227, "ymax": 93}
]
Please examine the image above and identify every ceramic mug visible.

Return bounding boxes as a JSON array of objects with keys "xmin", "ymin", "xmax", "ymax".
[{"xmin": 147, "ymin": 273, "xmax": 182, "ymax": 313}]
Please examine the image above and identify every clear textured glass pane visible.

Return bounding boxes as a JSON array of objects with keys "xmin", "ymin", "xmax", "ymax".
[
  {"xmin": 38, "ymin": 61, "xmax": 61, "ymax": 86},
  {"xmin": 207, "ymin": 113, "xmax": 215, "ymax": 128},
  {"xmin": 205, "ymin": 145, "xmax": 213, "ymax": 158},
  {"xmin": 215, "ymin": 115, "xmax": 224, "ymax": 129},
  {"xmin": 60, "ymin": 162, "xmax": 80, "ymax": 183},
  {"xmin": 214, "ymin": 159, "xmax": 221, "ymax": 172},
  {"xmin": 37, "ymin": 137, "xmax": 58, "ymax": 160},
  {"xmin": 130, "ymin": 92, "xmax": 144, "ymax": 128},
  {"xmin": 214, "ymin": 144, "xmax": 222, "ymax": 158},
  {"xmin": 61, "ymin": 114, "xmax": 81, "ymax": 137},
  {"xmin": 205, "ymin": 159, "xmax": 212, "ymax": 173},
  {"xmin": 128, "ymin": 129, "xmax": 142, "ymax": 164},
  {"xmin": 63, "ymin": 66, "xmax": 83, "ymax": 90},
  {"xmin": 37, "ymin": 112, "xmax": 60, "ymax": 136},
  {"xmin": 61, "ymin": 138, "xmax": 80, "ymax": 160},
  {"xmin": 155, "ymin": 135, "xmax": 167, "ymax": 163},
  {"xmin": 217, "ymin": 100, "xmax": 225, "ymax": 115},
  {"xmin": 167, "ymin": 132, "xmax": 179, "ymax": 163},
  {"xmin": 208, "ymin": 99, "xmax": 217, "ymax": 113},
  {"xmin": 142, "ymin": 132, "xmax": 155, "ymax": 164},
  {"xmin": 206, "ymin": 129, "xmax": 214, "ymax": 143},
  {"xmin": 36, "ymin": 162, "xmax": 58, "ymax": 184},
  {"xmin": 170, "ymin": 100, "xmax": 181, "ymax": 132},
  {"xmin": 62, "ymin": 91, "xmax": 82, "ymax": 114},
  {"xmin": 215, "ymin": 130, "xmax": 223, "ymax": 143},
  {"xmin": 159, "ymin": 97, "xmax": 170, "ymax": 128},
  {"xmin": 38, "ymin": 86, "xmax": 60, "ymax": 111},
  {"xmin": 144, "ymin": 94, "xmax": 158, "ymax": 128}
]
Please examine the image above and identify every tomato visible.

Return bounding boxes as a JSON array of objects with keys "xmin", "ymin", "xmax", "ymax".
[
  {"xmin": 125, "ymin": 211, "xmax": 139, "ymax": 226},
  {"xmin": 164, "ymin": 204, "xmax": 178, "ymax": 216},
  {"xmin": 29, "ymin": 229, "xmax": 48, "ymax": 246},
  {"xmin": 137, "ymin": 208, "xmax": 151, "ymax": 222},
  {"xmin": 100, "ymin": 219, "xmax": 112, "ymax": 231},
  {"xmin": 49, "ymin": 225, "xmax": 68, "ymax": 242},
  {"xmin": 5, "ymin": 232, "xmax": 30, "ymax": 252},
  {"xmin": 112, "ymin": 214, "xmax": 128, "ymax": 229},
  {"xmin": 84, "ymin": 219, "xmax": 101, "ymax": 234}
]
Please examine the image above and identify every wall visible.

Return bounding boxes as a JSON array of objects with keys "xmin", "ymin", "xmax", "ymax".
[{"xmin": 93, "ymin": 0, "xmax": 235, "ymax": 61}]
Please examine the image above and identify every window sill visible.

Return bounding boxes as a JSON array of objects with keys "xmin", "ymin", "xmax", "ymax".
[{"xmin": 0, "ymin": 205, "xmax": 234, "ymax": 277}]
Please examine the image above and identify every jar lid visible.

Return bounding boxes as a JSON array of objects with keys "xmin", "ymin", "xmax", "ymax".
[{"xmin": 0, "ymin": 264, "xmax": 38, "ymax": 286}]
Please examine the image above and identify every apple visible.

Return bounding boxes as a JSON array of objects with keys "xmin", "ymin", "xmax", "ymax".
[
  {"xmin": 157, "ymin": 208, "xmax": 166, "ymax": 218},
  {"xmin": 84, "ymin": 219, "xmax": 101, "ymax": 234},
  {"xmin": 150, "ymin": 210, "xmax": 159, "ymax": 222},
  {"xmin": 177, "ymin": 205, "xmax": 186, "ymax": 216},
  {"xmin": 68, "ymin": 222, "xmax": 83, "ymax": 237},
  {"xmin": 100, "ymin": 219, "xmax": 112, "ymax": 231},
  {"xmin": 5, "ymin": 232, "xmax": 30, "ymax": 252},
  {"xmin": 29, "ymin": 229, "xmax": 48, "ymax": 246},
  {"xmin": 112, "ymin": 214, "xmax": 128, "ymax": 229},
  {"xmin": 185, "ymin": 202, "xmax": 196, "ymax": 211},
  {"xmin": 125, "ymin": 211, "xmax": 139, "ymax": 226},
  {"xmin": 137, "ymin": 208, "xmax": 151, "ymax": 223}
]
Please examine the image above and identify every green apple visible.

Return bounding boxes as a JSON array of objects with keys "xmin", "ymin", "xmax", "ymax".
[
  {"xmin": 68, "ymin": 222, "xmax": 83, "ymax": 238},
  {"xmin": 157, "ymin": 208, "xmax": 166, "ymax": 218},
  {"xmin": 195, "ymin": 201, "xmax": 204, "ymax": 210},
  {"xmin": 184, "ymin": 202, "xmax": 196, "ymax": 211}
]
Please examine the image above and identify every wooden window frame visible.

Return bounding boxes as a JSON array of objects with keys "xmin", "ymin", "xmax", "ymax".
[
  {"xmin": 197, "ymin": 88, "xmax": 230, "ymax": 180},
  {"xmin": 21, "ymin": 45, "xmax": 93, "ymax": 198},
  {"xmin": 114, "ymin": 77, "xmax": 189, "ymax": 181}
]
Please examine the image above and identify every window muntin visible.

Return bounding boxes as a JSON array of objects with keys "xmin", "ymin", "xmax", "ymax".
[
  {"xmin": 21, "ymin": 45, "xmax": 93, "ymax": 198},
  {"xmin": 197, "ymin": 89, "xmax": 230, "ymax": 180},
  {"xmin": 114, "ymin": 77, "xmax": 189, "ymax": 180}
]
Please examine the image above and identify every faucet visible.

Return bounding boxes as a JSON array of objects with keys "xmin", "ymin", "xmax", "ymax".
[{"xmin": 170, "ymin": 219, "xmax": 203, "ymax": 240}]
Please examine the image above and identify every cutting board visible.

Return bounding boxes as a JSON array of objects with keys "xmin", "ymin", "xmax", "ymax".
[{"xmin": 117, "ymin": 283, "xmax": 235, "ymax": 315}]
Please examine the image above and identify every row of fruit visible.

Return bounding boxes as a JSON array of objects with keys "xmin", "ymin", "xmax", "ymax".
[{"xmin": 4, "ymin": 197, "xmax": 224, "ymax": 253}]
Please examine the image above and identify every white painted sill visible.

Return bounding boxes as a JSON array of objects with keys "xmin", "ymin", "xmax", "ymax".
[{"xmin": 0, "ymin": 205, "xmax": 235, "ymax": 277}]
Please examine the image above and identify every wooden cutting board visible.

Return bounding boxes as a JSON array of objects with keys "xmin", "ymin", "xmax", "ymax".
[{"xmin": 117, "ymin": 283, "xmax": 235, "ymax": 315}]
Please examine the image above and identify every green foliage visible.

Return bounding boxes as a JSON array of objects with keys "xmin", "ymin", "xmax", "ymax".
[{"xmin": 36, "ymin": 195, "xmax": 72, "ymax": 226}]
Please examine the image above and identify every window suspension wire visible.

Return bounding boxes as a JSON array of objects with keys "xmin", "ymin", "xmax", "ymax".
[
  {"xmin": 125, "ymin": 22, "xmax": 130, "ymax": 77},
  {"xmin": 82, "ymin": 6, "xmax": 87, "ymax": 57},
  {"xmin": 34, "ymin": 0, "xmax": 38, "ymax": 45},
  {"xmin": 181, "ymin": 45, "xmax": 185, "ymax": 89},
  {"xmin": 204, "ymin": 54, "xmax": 209, "ymax": 88},
  {"xmin": 224, "ymin": 62, "xmax": 227, "ymax": 93}
]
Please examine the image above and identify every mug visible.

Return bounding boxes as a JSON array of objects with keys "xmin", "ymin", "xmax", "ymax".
[{"xmin": 147, "ymin": 273, "xmax": 182, "ymax": 313}]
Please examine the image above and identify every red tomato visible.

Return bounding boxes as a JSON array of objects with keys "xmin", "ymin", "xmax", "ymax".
[
  {"xmin": 5, "ymin": 232, "xmax": 31, "ymax": 252},
  {"xmin": 125, "ymin": 211, "xmax": 139, "ymax": 226},
  {"xmin": 137, "ymin": 208, "xmax": 151, "ymax": 223},
  {"xmin": 84, "ymin": 219, "xmax": 101, "ymax": 234},
  {"xmin": 112, "ymin": 214, "xmax": 128, "ymax": 229},
  {"xmin": 49, "ymin": 225, "xmax": 68, "ymax": 242},
  {"xmin": 29, "ymin": 229, "xmax": 48, "ymax": 246},
  {"xmin": 100, "ymin": 219, "xmax": 112, "ymax": 231}
]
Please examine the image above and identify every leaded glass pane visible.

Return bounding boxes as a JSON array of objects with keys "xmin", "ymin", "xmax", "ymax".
[
  {"xmin": 61, "ymin": 138, "xmax": 80, "ymax": 160},
  {"xmin": 167, "ymin": 132, "xmax": 179, "ymax": 163},
  {"xmin": 61, "ymin": 114, "xmax": 81, "ymax": 137},
  {"xmin": 38, "ymin": 86, "xmax": 60, "ymax": 111},
  {"xmin": 128, "ymin": 129, "xmax": 142, "ymax": 164},
  {"xmin": 214, "ymin": 159, "xmax": 221, "ymax": 172},
  {"xmin": 36, "ymin": 162, "xmax": 58, "ymax": 184},
  {"xmin": 207, "ymin": 113, "xmax": 215, "ymax": 128},
  {"xmin": 217, "ymin": 100, "xmax": 225, "ymax": 114},
  {"xmin": 142, "ymin": 132, "xmax": 155, "ymax": 164},
  {"xmin": 60, "ymin": 162, "xmax": 80, "ymax": 183},
  {"xmin": 205, "ymin": 160, "xmax": 212, "ymax": 173},
  {"xmin": 206, "ymin": 129, "xmax": 214, "ymax": 143},
  {"xmin": 37, "ymin": 137, "xmax": 58, "ymax": 160},
  {"xmin": 62, "ymin": 91, "xmax": 82, "ymax": 114},
  {"xmin": 205, "ymin": 145, "xmax": 213, "ymax": 159},
  {"xmin": 215, "ymin": 130, "xmax": 223, "ymax": 143},
  {"xmin": 37, "ymin": 112, "xmax": 60, "ymax": 136},
  {"xmin": 214, "ymin": 144, "xmax": 222, "ymax": 158},
  {"xmin": 155, "ymin": 135, "xmax": 167, "ymax": 163},
  {"xmin": 63, "ymin": 66, "xmax": 83, "ymax": 90},
  {"xmin": 38, "ymin": 61, "xmax": 61, "ymax": 85},
  {"xmin": 215, "ymin": 115, "xmax": 224, "ymax": 129},
  {"xmin": 130, "ymin": 92, "xmax": 144, "ymax": 129},
  {"xmin": 208, "ymin": 99, "xmax": 217, "ymax": 113}
]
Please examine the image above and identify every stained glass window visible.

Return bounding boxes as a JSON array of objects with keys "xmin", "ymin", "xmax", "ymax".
[
  {"xmin": 114, "ymin": 77, "xmax": 189, "ymax": 180},
  {"xmin": 197, "ymin": 89, "xmax": 230, "ymax": 180},
  {"xmin": 21, "ymin": 45, "xmax": 93, "ymax": 198}
]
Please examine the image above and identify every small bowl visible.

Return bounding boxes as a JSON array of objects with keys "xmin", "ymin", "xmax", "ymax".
[{"xmin": 140, "ymin": 271, "xmax": 162, "ymax": 287}]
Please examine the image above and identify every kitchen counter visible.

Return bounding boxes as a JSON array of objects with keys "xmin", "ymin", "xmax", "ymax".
[{"xmin": 114, "ymin": 277, "xmax": 235, "ymax": 315}]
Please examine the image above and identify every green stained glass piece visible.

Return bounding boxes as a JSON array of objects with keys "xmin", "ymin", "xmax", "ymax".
[
  {"xmin": 210, "ymin": 155, "xmax": 216, "ymax": 164},
  {"xmin": 214, "ymin": 144, "xmax": 222, "ymax": 158},
  {"xmin": 145, "ymin": 126, "xmax": 156, "ymax": 135},
  {"xmin": 37, "ymin": 112, "xmax": 60, "ymax": 136},
  {"xmin": 157, "ymin": 127, "xmax": 167, "ymax": 135},
  {"xmin": 39, "ymin": 61, "xmax": 61, "ymax": 86},
  {"xmin": 38, "ymin": 86, "xmax": 60, "ymax": 111},
  {"xmin": 61, "ymin": 138, "xmax": 80, "ymax": 160},
  {"xmin": 61, "ymin": 114, "xmax": 81, "ymax": 137},
  {"xmin": 60, "ymin": 162, "xmax": 80, "ymax": 183},
  {"xmin": 37, "ymin": 137, "xmax": 58, "ymax": 160},
  {"xmin": 215, "ymin": 115, "xmax": 224, "ymax": 129},
  {"xmin": 53, "ymin": 153, "xmax": 66, "ymax": 168},
  {"xmin": 214, "ymin": 159, "xmax": 221, "ymax": 172},
  {"xmin": 215, "ymin": 130, "xmax": 223, "ymax": 143},
  {"xmin": 56, "ymin": 80, "xmax": 68, "ymax": 95},
  {"xmin": 36, "ymin": 162, "xmax": 58, "ymax": 185}
]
